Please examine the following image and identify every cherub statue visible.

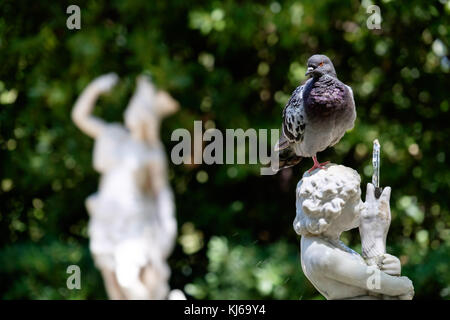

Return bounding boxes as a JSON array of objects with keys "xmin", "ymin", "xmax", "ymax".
[
  {"xmin": 294, "ymin": 164, "xmax": 414, "ymax": 300},
  {"xmin": 72, "ymin": 73, "xmax": 181, "ymax": 299}
]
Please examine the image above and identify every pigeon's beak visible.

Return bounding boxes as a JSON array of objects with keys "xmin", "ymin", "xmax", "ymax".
[{"xmin": 305, "ymin": 67, "xmax": 314, "ymax": 76}]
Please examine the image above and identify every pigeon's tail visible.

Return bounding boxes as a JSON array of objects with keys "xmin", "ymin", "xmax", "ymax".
[{"xmin": 271, "ymin": 146, "xmax": 303, "ymax": 172}]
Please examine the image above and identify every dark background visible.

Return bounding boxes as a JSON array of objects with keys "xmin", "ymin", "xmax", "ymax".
[{"xmin": 0, "ymin": 0, "xmax": 449, "ymax": 299}]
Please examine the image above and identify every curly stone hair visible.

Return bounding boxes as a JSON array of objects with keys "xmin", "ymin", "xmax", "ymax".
[{"xmin": 293, "ymin": 165, "xmax": 361, "ymax": 236}]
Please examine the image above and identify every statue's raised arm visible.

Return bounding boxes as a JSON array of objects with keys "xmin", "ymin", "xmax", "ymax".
[{"xmin": 72, "ymin": 73, "xmax": 119, "ymax": 138}]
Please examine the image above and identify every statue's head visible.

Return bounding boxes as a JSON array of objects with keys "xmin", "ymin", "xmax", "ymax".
[
  {"xmin": 294, "ymin": 164, "xmax": 363, "ymax": 236},
  {"xmin": 124, "ymin": 75, "xmax": 179, "ymax": 139}
]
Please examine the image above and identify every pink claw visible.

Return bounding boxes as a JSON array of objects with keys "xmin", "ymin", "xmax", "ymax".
[{"xmin": 307, "ymin": 156, "xmax": 330, "ymax": 173}]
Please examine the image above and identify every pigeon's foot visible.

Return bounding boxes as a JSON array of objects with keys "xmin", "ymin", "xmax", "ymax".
[{"xmin": 307, "ymin": 156, "xmax": 330, "ymax": 173}]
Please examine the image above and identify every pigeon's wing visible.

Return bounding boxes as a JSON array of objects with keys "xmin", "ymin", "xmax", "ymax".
[
  {"xmin": 274, "ymin": 133, "xmax": 290, "ymax": 152},
  {"xmin": 272, "ymin": 147, "xmax": 303, "ymax": 171},
  {"xmin": 279, "ymin": 85, "xmax": 307, "ymax": 148},
  {"xmin": 272, "ymin": 84, "xmax": 308, "ymax": 171}
]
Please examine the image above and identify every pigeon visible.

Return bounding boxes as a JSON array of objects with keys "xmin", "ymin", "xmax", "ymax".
[{"xmin": 273, "ymin": 54, "xmax": 356, "ymax": 173}]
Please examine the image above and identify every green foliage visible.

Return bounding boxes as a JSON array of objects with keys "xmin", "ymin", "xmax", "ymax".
[
  {"xmin": 0, "ymin": 0, "xmax": 449, "ymax": 299},
  {"xmin": 185, "ymin": 236, "xmax": 321, "ymax": 300},
  {"xmin": 0, "ymin": 241, "xmax": 106, "ymax": 299}
]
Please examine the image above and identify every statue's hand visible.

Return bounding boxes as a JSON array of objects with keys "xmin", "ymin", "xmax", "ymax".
[
  {"xmin": 397, "ymin": 277, "xmax": 415, "ymax": 300},
  {"xmin": 361, "ymin": 183, "xmax": 391, "ymax": 239},
  {"xmin": 91, "ymin": 73, "xmax": 119, "ymax": 93},
  {"xmin": 359, "ymin": 183, "xmax": 391, "ymax": 258},
  {"xmin": 398, "ymin": 288, "xmax": 415, "ymax": 300},
  {"xmin": 381, "ymin": 253, "xmax": 401, "ymax": 276}
]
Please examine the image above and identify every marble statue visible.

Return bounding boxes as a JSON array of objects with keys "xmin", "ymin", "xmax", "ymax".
[
  {"xmin": 294, "ymin": 164, "xmax": 414, "ymax": 299},
  {"xmin": 72, "ymin": 73, "xmax": 184, "ymax": 299}
]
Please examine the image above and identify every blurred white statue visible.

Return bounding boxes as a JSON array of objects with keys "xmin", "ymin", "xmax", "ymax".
[
  {"xmin": 294, "ymin": 164, "xmax": 414, "ymax": 300},
  {"xmin": 72, "ymin": 73, "xmax": 184, "ymax": 299}
]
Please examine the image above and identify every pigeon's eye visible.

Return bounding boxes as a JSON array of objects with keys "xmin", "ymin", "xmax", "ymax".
[{"xmin": 319, "ymin": 62, "xmax": 324, "ymax": 67}]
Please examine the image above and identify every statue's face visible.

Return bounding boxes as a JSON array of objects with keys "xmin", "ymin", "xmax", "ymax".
[
  {"xmin": 155, "ymin": 91, "xmax": 179, "ymax": 116},
  {"xmin": 340, "ymin": 196, "xmax": 363, "ymax": 232}
]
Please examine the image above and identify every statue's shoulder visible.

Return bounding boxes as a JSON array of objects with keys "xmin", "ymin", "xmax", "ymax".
[
  {"xmin": 301, "ymin": 237, "xmax": 336, "ymax": 269},
  {"xmin": 100, "ymin": 123, "xmax": 128, "ymax": 139},
  {"xmin": 95, "ymin": 123, "xmax": 130, "ymax": 150},
  {"xmin": 93, "ymin": 123, "xmax": 129, "ymax": 172}
]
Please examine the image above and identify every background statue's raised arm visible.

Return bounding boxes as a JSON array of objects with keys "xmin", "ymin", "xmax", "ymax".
[{"xmin": 71, "ymin": 73, "xmax": 119, "ymax": 138}]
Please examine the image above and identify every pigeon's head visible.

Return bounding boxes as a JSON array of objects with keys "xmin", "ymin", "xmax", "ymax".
[{"xmin": 305, "ymin": 54, "xmax": 337, "ymax": 79}]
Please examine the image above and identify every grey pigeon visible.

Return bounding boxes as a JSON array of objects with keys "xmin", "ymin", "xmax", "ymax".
[{"xmin": 273, "ymin": 54, "xmax": 356, "ymax": 173}]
